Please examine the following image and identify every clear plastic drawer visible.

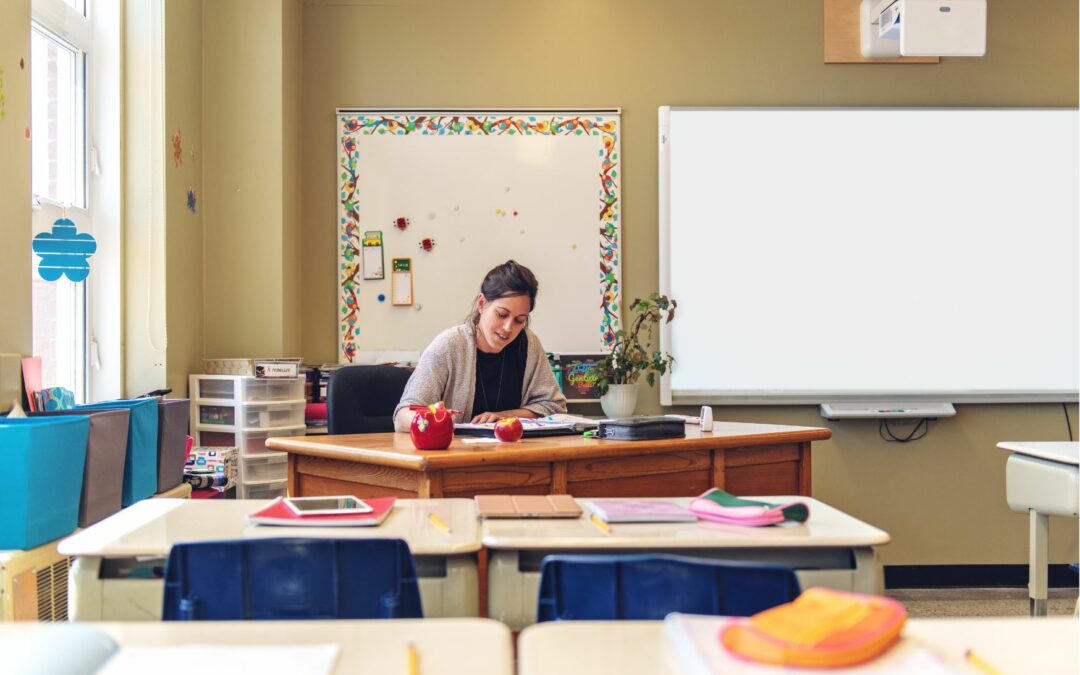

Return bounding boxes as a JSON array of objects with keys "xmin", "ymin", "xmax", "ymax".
[
  {"xmin": 239, "ymin": 402, "xmax": 304, "ymax": 430},
  {"xmin": 241, "ymin": 426, "xmax": 307, "ymax": 457},
  {"xmin": 242, "ymin": 454, "xmax": 287, "ymax": 483}
]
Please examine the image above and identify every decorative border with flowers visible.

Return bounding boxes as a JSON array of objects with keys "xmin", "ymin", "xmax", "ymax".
[{"xmin": 337, "ymin": 112, "xmax": 621, "ymax": 362}]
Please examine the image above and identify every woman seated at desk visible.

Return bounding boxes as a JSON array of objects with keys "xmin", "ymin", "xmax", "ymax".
[{"xmin": 394, "ymin": 260, "xmax": 567, "ymax": 430}]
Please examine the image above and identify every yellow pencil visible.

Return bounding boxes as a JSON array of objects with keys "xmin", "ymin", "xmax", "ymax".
[
  {"xmin": 590, "ymin": 513, "xmax": 611, "ymax": 534},
  {"xmin": 406, "ymin": 642, "xmax": 419, "ymax": 675},
  {"xmin": 964, "ymin": 648, "xmax": 1003, "ymax": 675},
  {"xmin": 428, "ymin": 512, "xmax": 451, "ymax": 534}
]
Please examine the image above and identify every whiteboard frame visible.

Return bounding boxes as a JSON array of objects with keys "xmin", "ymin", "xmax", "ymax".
[
  {"xmin": 658, "ymin": 106, "xmax": 1080, "ymax": 406},
  {"xmin": 336, "ymin": 108, "xmax": 623, "ymax": 363}
]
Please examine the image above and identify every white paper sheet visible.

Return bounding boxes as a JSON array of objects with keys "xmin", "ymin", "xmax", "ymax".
[{"xmin": 97, "ymin": 644, "xmax": 340, "ymax": 675}]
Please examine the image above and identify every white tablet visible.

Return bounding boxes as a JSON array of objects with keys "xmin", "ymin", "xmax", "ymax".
[{"xmin": 283, "ymin": 496, "xmax": 373, "ymax": 516}]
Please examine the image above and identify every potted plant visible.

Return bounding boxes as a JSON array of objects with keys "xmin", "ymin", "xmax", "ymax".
[{"xmin": 596, "ymin": 293, "xmax": 677, "ymax": 418}]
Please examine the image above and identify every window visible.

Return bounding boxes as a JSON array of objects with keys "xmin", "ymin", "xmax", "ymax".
[{"xmin": 30, "ymin": 0, "xmax": 91, "ymax": 402}]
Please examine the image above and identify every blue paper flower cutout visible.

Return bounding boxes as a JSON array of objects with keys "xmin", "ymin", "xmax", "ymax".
[{"xmin": 32, "ymin": 218, "xmax": 97, "ymax": 282}]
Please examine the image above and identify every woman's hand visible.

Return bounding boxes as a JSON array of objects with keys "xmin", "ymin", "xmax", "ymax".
[{"xmin": 470, "ymin": 411, "xmax": 504, "ymax": 424}]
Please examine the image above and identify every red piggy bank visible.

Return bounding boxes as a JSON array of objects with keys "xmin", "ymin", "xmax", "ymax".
[
  {"xmin": 494, "ymin": 417, "xmax": 524, "ymax": 442},
  {"xmin": 410, "ymin": 402, "xmax": 455, "ymax": 450}
]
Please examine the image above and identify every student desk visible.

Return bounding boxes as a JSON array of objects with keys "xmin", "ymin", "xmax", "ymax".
[
  {"xmin": 483, "ymin": 497, "xmax": 889, "ymax": 630},
  {"xmin": 57, "ymin": 498, "xmax": 480, "ymax": 621},
  {"xmin": 0, "ymin": 619, "xmax": 513, "ymax": 675},
  {"xmin": 267, "ymin": 421, "xmax": 830, "ymax": 499},
  {"xmin": 998, "ymin": 441, "xmax": 1079, "ymax": 616},
  {"xmin": 517, "ymin": 616, "xmax": 1079, "ymax": 675}
]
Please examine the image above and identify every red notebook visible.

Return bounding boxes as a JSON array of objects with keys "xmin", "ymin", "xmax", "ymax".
[{"xmin": 248, "ymin": 496, "xmax": 396, "ymax": 527}]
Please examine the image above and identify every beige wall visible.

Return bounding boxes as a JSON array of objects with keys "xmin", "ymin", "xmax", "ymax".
[
  {"xmin": 282, "ymin": 0, "xmax": 303, "ymax": 357},
  {"xmin": 296, "ymin": 0, "xmax": 1078, "ymax": 565},
  {"xmin": 165, "ymin": 0, "xmax": 205, "ymax": 396},
  {"xmin": 0, "ymin": 0, "xmax": 32, "ymax": 357},
  {"xmin": 203, "ymin": 0, "xmax": 299, "ymax": 358}
]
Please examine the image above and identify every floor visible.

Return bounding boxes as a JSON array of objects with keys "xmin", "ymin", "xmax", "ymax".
[{"xmin": 886, "ymin": 587, "xmax": 1078, "ymax": 618}]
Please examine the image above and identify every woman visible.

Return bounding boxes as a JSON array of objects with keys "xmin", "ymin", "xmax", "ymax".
[{"xmin": 394, "ymin": 260, "xmax": 567, "ymax": 431}]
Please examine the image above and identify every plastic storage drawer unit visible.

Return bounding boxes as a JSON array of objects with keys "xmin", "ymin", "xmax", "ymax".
[
  {"xmin": 241, "ymin": 402, "xmax": 305, "ymax": 430},
  {"xmin": 240, "ymin": 426, "xmax": 306, "ymax": 457},
  {"xmin": 0, "ymin": 417, "xmax": 90, "ymax": 549}
]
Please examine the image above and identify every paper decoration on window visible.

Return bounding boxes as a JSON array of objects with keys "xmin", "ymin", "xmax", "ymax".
[
  {"xmin": 362, "ymin": 230, "xmax": 384, "ymax": 279},
  {"xmin": 391, "ymin": 257, "xmax": 413, "ymax": 306},
  {"xmin": 186, "ymin": 188, "xmax": 196, "ymax": 213},
  {"xmin": 419, "ymin": 237, "xmax": 436, "ymax": 252},
  {"xmin": 394, "ymin": 216, "xmax": 410, "ymax": 231},
  {"xmin": 171, "ymin": 129, "xmax": 183, "ymax": 167},
  {"xmin": 32, "ymin": 217, "xmax": 98, "ymax": 282}
]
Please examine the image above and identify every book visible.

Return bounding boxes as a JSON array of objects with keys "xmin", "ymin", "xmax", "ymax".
[
  {"xmin": 248, "ymin": 496, "xmax": 395, "ymax": 527},
  {"xmin": 583, "ymin": 499, "xmax": 697, "ymax": 523},
  {"xmin": 454, "ymin": 416, "xmax": 596, "ymax": 438}
]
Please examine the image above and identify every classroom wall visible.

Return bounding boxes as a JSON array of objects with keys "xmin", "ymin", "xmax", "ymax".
[
  {"xmin": 164, "ymin": 0, "xmax": 205, "ymax": 396},
  {"xmin": 0, "ymin": 0, "xmax": 33, "ymax": 357},
  {"xmin": 202, "ymin": 0, "xmax": 302, "ymax": 359},
  {"xmin": 295, "ymin": 0, "xmax": 1079, "ymax": 566}
]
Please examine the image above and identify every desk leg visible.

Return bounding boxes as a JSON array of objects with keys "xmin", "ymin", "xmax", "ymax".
[
  {"xmin": 478, "ymin": 547, "xmax": 489, "ymax": 618},
  {"xmin": 1029, "ymin": 509, "xmax": 1049, "ymax": 617},
  {"xmin": 798, "ymin": 441, "xmax": 812, "ymax": 496},
  {"xmin": 287, "ymin": 453, "xmax": 298, "ymax": 497}
]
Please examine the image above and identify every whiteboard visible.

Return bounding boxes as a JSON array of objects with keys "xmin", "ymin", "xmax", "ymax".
[
  {"xmin": 337, "ymin": 110, "xmax": 622, "ymax": 362},
  {"xmin": 658, "ymin": 108, "xmax": 1080, "ymax": 405}
]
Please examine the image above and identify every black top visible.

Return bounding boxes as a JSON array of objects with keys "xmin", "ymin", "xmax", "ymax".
[{"xmin": 474, "ymin": 330, "xmax": 528, "ymax": 413}]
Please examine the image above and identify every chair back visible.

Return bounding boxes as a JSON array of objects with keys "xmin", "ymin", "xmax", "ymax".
[
  {"xmin": 327, "ymin": 365, "xmax": 414, "ymax": 434},
  {"xmin": 162, "ymin": 537, "xmax": 423, "ymax": 620},
  {"xmin": 536, "ymin": 553, "xmax": 800, "ymax": 621}
]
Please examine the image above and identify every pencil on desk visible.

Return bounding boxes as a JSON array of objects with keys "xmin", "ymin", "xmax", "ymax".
[
  {"xmin": 590, "ymin": 513, "xmax": 611, "ymax": 534},
  {"xmin": 428, "ymin": 512, "xmax": 451, "ymax": 534},
  {"xmin": 964, "ymin": 648, "xmax": 1003, "ymax": 675},
  {"xmin": 406, "ymin": 642, "xmax": 419, "ymax": 675}
]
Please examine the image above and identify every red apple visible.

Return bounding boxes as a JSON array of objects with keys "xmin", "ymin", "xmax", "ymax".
[
  {"xmin": 493, "ymin": 417, "xmax": 524, "ymax": 442},
  {"xmin": 410, "ymin": 402, "xmax": 455, "ymax": 450}
]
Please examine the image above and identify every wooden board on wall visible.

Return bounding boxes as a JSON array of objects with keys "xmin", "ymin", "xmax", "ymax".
[{"xmin": 823, "ymin": 0, "xmax": 939, "ymax": 63}]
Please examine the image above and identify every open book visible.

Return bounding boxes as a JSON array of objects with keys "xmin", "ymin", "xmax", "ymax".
[{"xmin": 454, "ymin": 414, "xmax": 598, "ymax": 438}]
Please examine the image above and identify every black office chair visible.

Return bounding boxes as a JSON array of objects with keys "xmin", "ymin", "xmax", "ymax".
[{"xmin": 326, "ymin": 365, "xmax": 414, "ymax": 434}]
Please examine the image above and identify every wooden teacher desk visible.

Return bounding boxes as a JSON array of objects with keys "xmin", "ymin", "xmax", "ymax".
[{"xmin": 267, "ymin": 421, "xmax": 830, "ymax": 500}]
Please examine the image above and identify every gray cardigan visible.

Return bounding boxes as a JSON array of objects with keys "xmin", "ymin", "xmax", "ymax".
[{"xmin": 394, "ymin": 324, "xmax": 567, "ymax": 431}]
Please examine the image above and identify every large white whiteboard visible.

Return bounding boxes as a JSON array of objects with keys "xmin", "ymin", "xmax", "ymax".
[
  {"xmin": 659, "ymin": 108, "xmax": 1080, "ymax": 405},
  {"xmin": 337, "ymin": 110, "xmax": 622, "ymax": 361}
]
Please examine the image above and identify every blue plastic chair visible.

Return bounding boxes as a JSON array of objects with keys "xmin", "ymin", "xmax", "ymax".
[
  {"xmin": 162, "ymin": 538, "xmax": 423, "ymax": 620},
  {"xmin": 536, "ymin": 554, "xmax": 800, "ymax": 621}
]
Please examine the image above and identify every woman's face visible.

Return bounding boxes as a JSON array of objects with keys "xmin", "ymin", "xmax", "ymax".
[{"xmin": 475, "ymin": 294, "xmax": 531, "ymax": 353}]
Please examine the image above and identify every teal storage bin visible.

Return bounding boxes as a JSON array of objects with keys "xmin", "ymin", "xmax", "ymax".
[
  {"xmin": 77, "ymin": 398, "xmax": 158, "ymax": 506},
  {"xmin": 0, "ymin": 416, "xmax": 90, "ymax": 550}
]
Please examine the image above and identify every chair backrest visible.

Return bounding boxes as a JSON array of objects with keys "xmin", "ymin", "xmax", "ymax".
[
  {"xmin": 536, "ymin": 554, "xmax": 800, "ymax": 622},
  {"xmin": 327, "ymin": 365, "xmax": 414, "ymax": 434},
  {"xmin": 162, "ymin": 538, "xmax": 423, "ymax": 620}
]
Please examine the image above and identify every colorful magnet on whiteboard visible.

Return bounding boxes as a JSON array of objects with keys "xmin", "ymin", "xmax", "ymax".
[
  {"xmin": 186, "ymin": 188, "xmax": 196, "ymax": 213},
  {"xmin": 377, "ymin": 294, "xmax": 386, "ymax": 302},
  {"xmin": 513, "ymin": 211, "xmax": 519, "ymax": 216},
  {"xmin": 171, "ymin": 129, "xmax": 183, "ymax": 167},
  {"xmin": 394, "ymin": 217, "xmax": 410, "ymax": 231},
  {"xmin": 32, "ymin": 217, "xmax": 97, "ymax": 282},
  {"xmin": 419, "ymin": 237, "xmax": 436, "ymax": 252}
]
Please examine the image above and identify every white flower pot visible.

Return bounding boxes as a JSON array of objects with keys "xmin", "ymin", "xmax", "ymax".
[{"xmin": 600, "ymin": 384, "xmax": 638, "ymax": 419}]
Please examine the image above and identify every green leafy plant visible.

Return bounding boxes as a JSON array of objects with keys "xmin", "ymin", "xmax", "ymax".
[{"xmin": 596, "ymin": 293, "xmax": 677, "ymax": 395}]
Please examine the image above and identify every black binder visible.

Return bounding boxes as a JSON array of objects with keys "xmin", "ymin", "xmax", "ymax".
[{"xmin": 596, "ymin": 416, "xmax": 686, "ymax": 441}]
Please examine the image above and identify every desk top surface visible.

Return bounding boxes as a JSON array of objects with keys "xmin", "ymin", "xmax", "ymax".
[
  {"xmin": 0, "ymin": 619, "xmax": 512, "ymax": 675},
  {"xmin": 482, "ymin": 497, "xmax": 889, "ymax": 550},
  {"xmin": 518, "ymin": 616, "xmax": 1079, "ymax": 675},
  {"xmin": 58, "ymin": 498, "xmax": 481, "ymax": 557},
  {"xmin": 997, "ymin": 441, "xmax": 1079, "ymax": 465},
  {"xmin": 265, "ymin": 421, "xmax": 830, "ymax": 469}
]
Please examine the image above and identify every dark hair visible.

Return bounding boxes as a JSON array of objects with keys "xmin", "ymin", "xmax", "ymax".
[{"xmin": 468, "ymin": 260, "xmax": 539, "ymax": 325}]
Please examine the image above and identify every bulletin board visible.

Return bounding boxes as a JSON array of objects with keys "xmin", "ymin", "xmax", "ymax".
[{"xmin": 337, "ymin": 109, "xmax": 622, "ymax": 362}]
